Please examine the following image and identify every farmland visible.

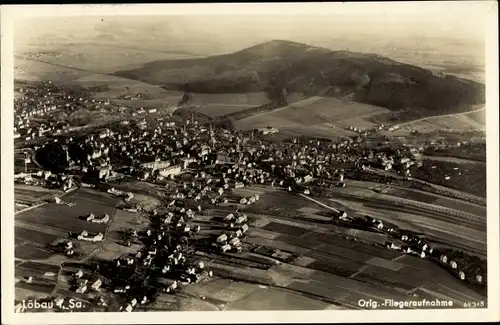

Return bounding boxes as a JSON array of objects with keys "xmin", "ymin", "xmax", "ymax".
[
  {"xmin": 185, "ymin": 187, "xmax": 487, "ymax": 309},
  {"xmin": 14, "ymin": 184, "xmax": 64, "ymax": 207},
  {"xmin": 16, "ymin": 42, "xmax": 199, "ymax": 74},
  {"xmin": 294, "ymin": 179, "xmax": 486, "ymax": 256},
  {"xmin": 69, "ymin": 74, "xmax": 184, "ymax": 101},
  {"xmin": 413, "ymin": 159, "xmax": 486, "ymax": 198},
  {"xmin": 12, "ymin": 178, "xmax": 487, "ymax": 310},
  {"xmin": 15, "ymin": 187, "xmax": 120, "ymax": 260},
  {"xmin": 188, "ymin": 92, "xmax": 270, "ymax": 117},
  {"xmin": 382, "ymin": 109, "xmax": 486, "ymax": 137},
  {"xmin": 234, "ymin": 96, "xmax": 389, "ymax": 138},
  {"xmin": 423, "ymin": 142, "xmax": 486, "ymax": 162},
  {"xmin": 13, "ymin": 186, "xmax": 134, "ymax": 304},
  {"xmin": 15, "ymin": 58, "xmax": 92, "ymax": 82}
]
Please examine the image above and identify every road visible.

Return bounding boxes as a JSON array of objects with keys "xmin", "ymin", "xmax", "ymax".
[{"xmin": 298, "ymin": 193, "xmax": 339, "ymax": 214}]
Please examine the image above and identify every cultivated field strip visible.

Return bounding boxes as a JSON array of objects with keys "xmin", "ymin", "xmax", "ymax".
[
  {"xmin": 241, "ymin": 191, "xmax": 487, "ymax": 306},
  {"xmin": 328, "ymin": 190, "xmax": 486, "ymax": 227}
]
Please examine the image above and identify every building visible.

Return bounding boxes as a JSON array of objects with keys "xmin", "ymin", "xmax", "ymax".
[
  {"xmin": 91, "ymin": 279, "xmax": 102, "ymax": 291},
  {"xmin": 76, "ymin": 285, "xmax": 87, "ymax": 294},
  {"xmin": 91, "ymin": 214, "xmax": 110, "ymax": 224},
  {"xmin": 53, "ymin": 297, "xmax": 64, "ymax": 308},
  {"xmin": 215, "ymin": 154, "xmax": 234, "ymax": 165},
  {"xmin": 78, "ymin": 231, "xmax": 104, "ymax": 242},
  {"xmin": 257, "ymin": 127, "xmax": 279, "ymax": 135},
  {"xmin": 159, "ymin": 165, "xmax": 183, "ymax": 178},
  {"xmin": 141, "ymin": 160, "xmax": 171, "ymax": 171}
]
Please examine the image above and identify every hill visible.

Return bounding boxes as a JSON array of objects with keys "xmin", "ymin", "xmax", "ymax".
[{"xmin": 114, "ymin": 40, "xmax": 485, "ymax": 116}]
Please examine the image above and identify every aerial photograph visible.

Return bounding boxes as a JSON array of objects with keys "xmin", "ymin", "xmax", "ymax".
[{"xmin": 10, "ymin": 3, "xmax": 491, "ymax": 314}]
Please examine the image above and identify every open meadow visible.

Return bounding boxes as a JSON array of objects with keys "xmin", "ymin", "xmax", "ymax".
[
  {"xmin": 14, "ymin": 187, "xmax": 127, "ymax": 302},
  {"xmin": 382, "ymin": 109, "xmax": 486, "ymax": 137},
  {"xmin": 15, "ymin": 188, "xmax": 120, "ymax": 260},
  {"xmin": 234, "ymin": 96, "xmax": 389, "ymax": 138},
  {"xmin": 16, "ymin": 42, "xmax": 199, "ymax": 74}
]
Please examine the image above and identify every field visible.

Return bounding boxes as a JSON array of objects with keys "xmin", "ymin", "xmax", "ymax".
[
  {"xmin": 191, "ymin": 92, "xmax": 306, "ymax": 118},
  {"xmin": 92, "ymin": 208, "xmax": 150, "ymax": 262},
  {"xmin": 186, "ymin": 92, "xmax": 268, "ymax": 117},
  {"xmin": 413, "ymin": 159, "xmax": 486, "ymax": 198},
  {"xmin": 423, "ymin": 142, "xmax": 486, "ymax": 162},
  {"xmin": 15, "ymin": 188, "xmax": 120, "ymax": 260},
  {"xmin": 317, "ymin": 184, "xmax": 486, "ymax": 256},
  {"xmin": 383, "ymin": 187, "xmax": 486, "ymax": 217},
  {"xmin": 385, "ymin": 110, "xmax": 486, "ymax": 136},
  {"xmin": 16, "ymin": 57, "xmax": 274, "ymax": 116},
  {"xmin": 12, "ymin": 181, "xmax": 487, "ymax": 309},
  {"xmin": 16, "ymin": 43, "xmax": 198, "ymax": 74},
  {"xmin": 466, "ymin": 109, "xmax": 486, "ymax": 125},
  {"xmin": 13, "ymin": 187, "xmax": 134, "ymax": 303},
  {"xmin": 14, "ymin": 184, "xmax": 64, "ymax": 206},
  {"xmin": 15, "ymin": 58, "xmax": 92, "ymax": 82},
  {"xmin": 69, "ymin": 74, "xmax": 183, "ymax": 100},
  {"xmin": 190, "ymin": 187, "xmax": 486, "ymax": 309},
  {"xmin": 235, "ymin": 96, "xmax": 389, "ymax": 138}
]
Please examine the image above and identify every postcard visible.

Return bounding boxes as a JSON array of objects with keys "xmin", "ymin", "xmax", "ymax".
[{"xmin": 1, "ymin": 2, "xmax": 498, "ymax": 324}]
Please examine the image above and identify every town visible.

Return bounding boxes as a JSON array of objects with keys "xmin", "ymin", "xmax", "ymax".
[{"xmin": 14, "ymin": 79, "xmax": 487, "ymax": 312}]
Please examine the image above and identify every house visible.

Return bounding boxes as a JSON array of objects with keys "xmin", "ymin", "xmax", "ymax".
[
  {"xmin": 221, "ymin": 244, "xmax": 232, "ymax": 253},
  {"xmin": 76, "ymin": 285, "xmax": 87, "ymax": 294},
  {"xmin": 91, "ymin": 279, "xmax": 102, "ymax": 291},
  {"xmin": 229, "ymin": 237, "xmax": 241, "ymax": 246},
  {"xmin": 215, "ymin": 154, "xmax": 234, "ymax": 165},
  {"xmin": 53, "ymin": 297, "xmax": 64, "ymax": 308},
  {"xmin": 240, "ymin": 224, "xmax": 249, "ymax": 233},
  {"xmin": 235, "ymin": 215, "xmax": 247, "ymax": 224},
  {"xmin": 78, "ymin": 232, "xmax": 104, "ymax": 242},
  {"xmin": 257, "ymin": 127, "xmax": 279, "ymax": 135},
  {"xmin": 91, "ymin": 214, "xmax": 110, "ymax": 224},
  {"xmin": 159, "ymin": 165, "xmax": 183, "ymax": 178},
  {"xmin": 216, "ymin": 234, "xmax": 228, "ymax": 244}
]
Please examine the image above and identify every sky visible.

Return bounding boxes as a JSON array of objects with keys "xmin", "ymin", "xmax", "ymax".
[
  {"xmin": 10, "ymin": 2, "xmax": 494, "ymax": 65},
  {"xmin": 12, "ymin": 2, "xmax": 492, "ymax": 41}
]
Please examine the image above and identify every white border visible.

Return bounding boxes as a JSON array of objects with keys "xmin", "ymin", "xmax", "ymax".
[{"xmin": 1, "ymin": 2, "xmax": 499, "ymax": 324}]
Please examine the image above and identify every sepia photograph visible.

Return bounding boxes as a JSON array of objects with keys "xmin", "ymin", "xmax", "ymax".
[{"xmin": 1, "ymin": 2, "xmax": 499, "ymax": 324}]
